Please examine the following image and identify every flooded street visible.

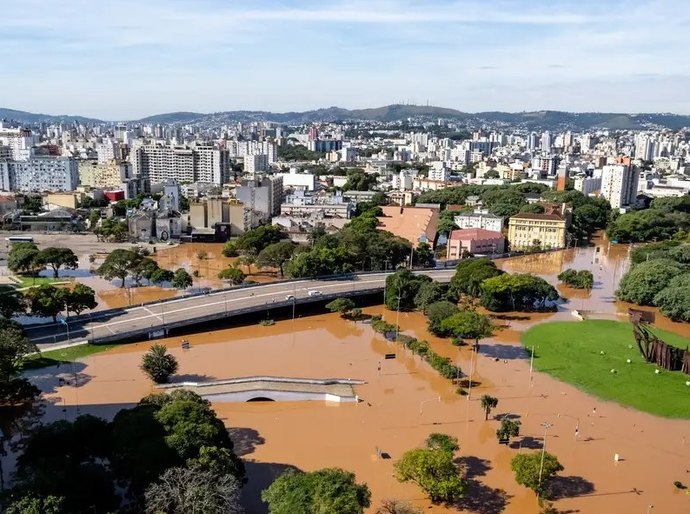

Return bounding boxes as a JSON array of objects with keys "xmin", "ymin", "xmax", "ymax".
[{"xmin": 27, "ymin": 236, "xmax": 690, "ymax": 514}]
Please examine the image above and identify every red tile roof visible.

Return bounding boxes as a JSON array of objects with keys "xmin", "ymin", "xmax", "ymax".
[{"xmin": 449, "ymin": 228, "xmax": 504, "ymax": 240}]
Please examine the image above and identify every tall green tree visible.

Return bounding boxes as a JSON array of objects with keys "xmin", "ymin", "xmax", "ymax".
[
  {"xmin": 24, "ymin": 285, "xmax": 67, "ymax": 322},
  {"xmin": 132, "ymin": 257, "xmax": 160, "ymax": 285},
  {"xmin": 0, "ymin": 286, "xmax": 26, "ymax": 319},
  {"xmin": 97, "ymin": 249, "xmax": 142, "ymax": 288},
  {"xmin": 217, "ymin": 266, "xmax": 246, "ymax": 285},
  {"xmin": 480, "ymin": 273, "xmax": 559, "ymax": 312},
  {"xmin": 256, "ymin": 241, "xmax": 295, "ymax": 277},
  {"xmin": 151, "ymin": 268, "xmax": 174, "ymax": 285},
  {"xmin": 171, "ymin": 268, "xmax": 193, "ymax": 289},
  {"xmin": 449, "ymin": 258, "xmax": 503, "ymax": 298},
  {"xmin": 425, "ymin": 301, "xmax": 459, "ymax": 335},
  {"xmin": 141, "ymin": 344, "xmax": 178, "ymax": 384},
  {"xmin": 34, "ymin": 248, "xmax": 78, "ymax": 278},
  {"xmin": 511, "ymin": 451, "xmax": 564, "ymax": 496},
  {"xmin": 414, "ymin": 282, "xmax": 451, "ymax": 314},
  {"xmin": 440, "ymin": 311, "xmax": 493, "ymax": 341},
  {"xmin": 7, "ymin": 243, "xmax": 42, "ymax": 276},
  {"xmin": 394, "ymin": 448, "xmax": 465, "ymax": 503},
  {"xmin": 262, "ymin": 468, "xmax": 371, "ymax": 514},
  {"xmin": 496, "ymin": 419, "xmax": 521, "ymax": 443},
  {"xmin": 653, "ymin": 274, "xmax": 690, "ymax": 322},
  {"xmin": 63, "ymin": 284, "xmax": 97, "ymax": 317},
  {"xmin": 616, "ymin": 259, "xmax": 683, "ymax": 305},
  {"xmin": 385, "ymin": 269, "xmax": 432, "ymax": 311}
]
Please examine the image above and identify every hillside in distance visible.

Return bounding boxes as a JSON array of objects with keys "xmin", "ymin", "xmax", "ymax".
[{"xmin": 2, "ymin": 105, "xmax": 690, "ymax": 130}]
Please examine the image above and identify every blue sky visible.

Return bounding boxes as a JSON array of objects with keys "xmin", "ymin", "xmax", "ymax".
[{"xmin": 1, "ymin": 0, "xmax": 689, "ymax": 119}]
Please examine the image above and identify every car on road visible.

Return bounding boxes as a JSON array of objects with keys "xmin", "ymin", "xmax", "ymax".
[
  {"xmin": 285, "ymin": 294, "xmax": 295, "ymax": 300},
  {"xmin": 307, "ymin": 290, "xmax": 322, "ymax": 297}
]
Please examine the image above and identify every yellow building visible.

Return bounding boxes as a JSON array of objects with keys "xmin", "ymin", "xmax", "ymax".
[
  {"xmin": 78, "ymin": 159, "xmax": 128, "ymax": 188},
  {"xmin": 507, "ymin": 213, "xmax": 567, "ymax": 250}
]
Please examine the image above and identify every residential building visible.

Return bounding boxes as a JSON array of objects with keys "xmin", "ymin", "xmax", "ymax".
[
  {"xmin": 96, "ymin": 140, "xmax": 120, "ymax": 163},
  {"xmin": 573, "ymin": 175, "xmax": 601, "ymax": 196},
  {"xmin": 377, "ymin": 206, "xmax": 439, "ymax": 247},
  {"xmin": 278, "ymin": 169, "xmax": 316, "ymax": 191},
  {"xmin": 446, "ymin": 228, "xmax": 505, "ymax": 259},
  {"xmin": 234, "ymin": 175, "xmax": 283, "ymax": 219},
  {"xmin": 507, "ymin": 213, "xmax": 567, "ymax": 250},
  {"xmin": 78, "ymin": 159, "xmax": 130, "ymax": 188},
  {"xmin": 280, "ymin": 193, "xmax": 352, "ymax": 218},
  {"xmin": 0, "ymin": 128, "xmax": 36, "ymax": 160},
  {"xmin": 244, "ymin": 153, "xmax": 269, "ymax": 173},
  {"xmin": 454, "ymin": 209, "xmax": 504, "ymax": 232},
  {"xmin": 0, "ymin": 157, "xmax": 79, "ymax": 192},
  {"xmin": 188, "ymin": 197, "xmax": 255, "ymax": 238},
  {"xmin": 131, "ymin": 144, "xmax": 227, "ymax": 185},
  {"xmin": 601, "ymin": 164, "xmax": 639, "ymax": 209}
]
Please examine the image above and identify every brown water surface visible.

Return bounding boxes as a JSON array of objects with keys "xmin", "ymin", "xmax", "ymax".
[{"xmin": 29, "ymin": 237, "xmax": 690, "ymax": 514}]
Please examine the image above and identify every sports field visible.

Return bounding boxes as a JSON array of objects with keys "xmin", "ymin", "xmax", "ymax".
[{"xmin": 522, "ymin": 320, "xmax": 690, "ymax": 418}]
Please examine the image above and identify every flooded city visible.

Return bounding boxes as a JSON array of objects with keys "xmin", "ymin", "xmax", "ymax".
[{"xmin": 26, "ymin": 237, "xmax": 690, "ymax": 514}]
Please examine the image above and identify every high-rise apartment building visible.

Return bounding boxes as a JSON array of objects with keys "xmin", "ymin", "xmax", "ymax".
[
  {"xmin": 244, "ymin": 154, "xmax": 269, "ymax": 173},
  {"xmin": 131, "ymin": 144, "xmax": 228, "ymax": 185},
  {"xmin": 0, "ymin": 157, "xmax": 79, "ymax": 192},
  {"xmin": 601, "ymin": 164, "xmax": 639, "ymax": 209},
  {"xmin": 0, "ymin": 128, "xmax": 36, "ymax": 161}
]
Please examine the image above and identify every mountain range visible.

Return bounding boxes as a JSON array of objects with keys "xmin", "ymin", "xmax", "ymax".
[{"xmin": 2, "ymin": 105, "xmax": 690, "ymax": 130}]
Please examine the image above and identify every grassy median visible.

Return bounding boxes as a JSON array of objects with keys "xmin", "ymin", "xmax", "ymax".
[
  {"xmin": 23, "ymin": 343, "xmax": 119, "ymax": 370},
  {"xmin": 522, "ymin": 320, "xmax": 690, "ymax": 418}
]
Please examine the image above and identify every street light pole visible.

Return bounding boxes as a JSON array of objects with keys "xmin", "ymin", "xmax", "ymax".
[{"xmin": 537, "ymin": 422, "xmax": 554, "ymax": 501}]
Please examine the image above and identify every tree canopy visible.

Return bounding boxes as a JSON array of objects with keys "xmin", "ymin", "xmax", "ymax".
[
  {"xmin": 34, "ymin": 248, "xmax": 78, "ymax": 279},
  {"xmin": 439, "ymin": 310, "xmax": 493, "ymax": 341},
  {"xmin": 10, "ymin": 390, "xmax": 245, "ymax": 513},
  {"xmin": 262, "ymin": 468, "xmax": 371, "ymax": 514},
  {"xmin": 557, "ymin": 269, "xmax": 594, "ymax": 289},
  {"xmin": 394, "ymin": 447, "xmax": 465, "ymax": 503},
  {"xmin": 171, "ymin": 268, "xmax": 193, "ymax": 289},
  {"xmin": 385, "ymin": 269, "xmax": 432, "ymax": 311},
  {"xmin": 7, "ymin": 243, "xmax": 43, "ymax": 276},
  {"xmin": 616, "ymin": 259, "xmax": 683, "ymax": 306},
  {"xmin": 141, "ymin": 344, "xmax": 178, "ymax": 384},
  {"xmin": 449, "ymin": 258, "xmax": 503, "ymax": 298},
  {"xmin": 256, "ymin": 241, "xmax": 296, "ymax": 277},
  {"xmin": 511, "ymin": 451, "xmax": 564, "ymax": 496},
  {"xmin": 97, "ymin": 248, "xmax": 145, "ymax": 288},
  {"xmin": 480, "ymin": 273, "xmax": 560, "ymax": 312}
]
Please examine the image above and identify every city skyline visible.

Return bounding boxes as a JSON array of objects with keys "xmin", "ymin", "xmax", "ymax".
[{"xmin": 2, "ymin": 0, "xmax": 689, "ymax": 119}]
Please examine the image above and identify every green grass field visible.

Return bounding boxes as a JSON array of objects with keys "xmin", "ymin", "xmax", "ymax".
[
  {"xmin": 23, "ymin": 343, "xmax": 119, "ymax": 370},
  {"xmin": 16, "ymin": 275, "xmax": 68, "ymax": 288},
  {"xmin": 522, "ymin": 320, "xmax": 690, "ymax": 418}
]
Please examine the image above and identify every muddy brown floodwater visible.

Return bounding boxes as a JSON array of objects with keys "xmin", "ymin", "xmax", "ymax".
[
  {"xmin": 154, "ymin": 242, "xmax": 279, "ymax": 289},
  {"xmin": 29, "ymin": 235, "xmax": 690, "ymax": 514}
]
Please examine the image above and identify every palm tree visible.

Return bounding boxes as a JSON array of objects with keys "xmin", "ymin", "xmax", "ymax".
[
  {"xmin": 140, "ymin": 344, "xmax": 178, "ymax": 383},
  {"xmin": 480, "ymin": 394, "xmax": 498, "ymax": 420}
]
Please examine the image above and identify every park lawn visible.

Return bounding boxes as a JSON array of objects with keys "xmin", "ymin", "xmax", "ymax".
[
  {"xmin": 23, "ymin": 343, "xmax": 119, "ymax": 370},
  {"xmin": 16, "ymin": 275, "xmax": 68, "ymax": 288},
  {"xmin": 522, "ymin": 320, "xmax": 690, "ymax": 419}
]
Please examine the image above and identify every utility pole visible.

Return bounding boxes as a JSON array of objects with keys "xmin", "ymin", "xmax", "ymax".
[{"xmin": 537, "ymin": 422, "xmax": 554, "ymax": 502}]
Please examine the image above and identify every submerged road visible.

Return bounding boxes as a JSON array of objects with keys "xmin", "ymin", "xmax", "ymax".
[{"xmin": 25, "ymin": 270, "xmax": 456, "ymax": 348}]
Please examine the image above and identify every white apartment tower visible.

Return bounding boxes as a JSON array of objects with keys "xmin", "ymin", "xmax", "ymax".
[{"xmin": 601, "ymin": 164, "xmax": 639, "ymax": 209}]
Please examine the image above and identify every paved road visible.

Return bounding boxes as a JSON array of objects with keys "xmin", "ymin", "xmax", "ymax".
[{"xmin": 26, "ymin": 270, "xmax": 455, "ymax": 348}]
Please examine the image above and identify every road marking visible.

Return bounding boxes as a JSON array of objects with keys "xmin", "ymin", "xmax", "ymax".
[{"xmin": 30, "ymin": 271, "xmax": 454, "ymax": 343}]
